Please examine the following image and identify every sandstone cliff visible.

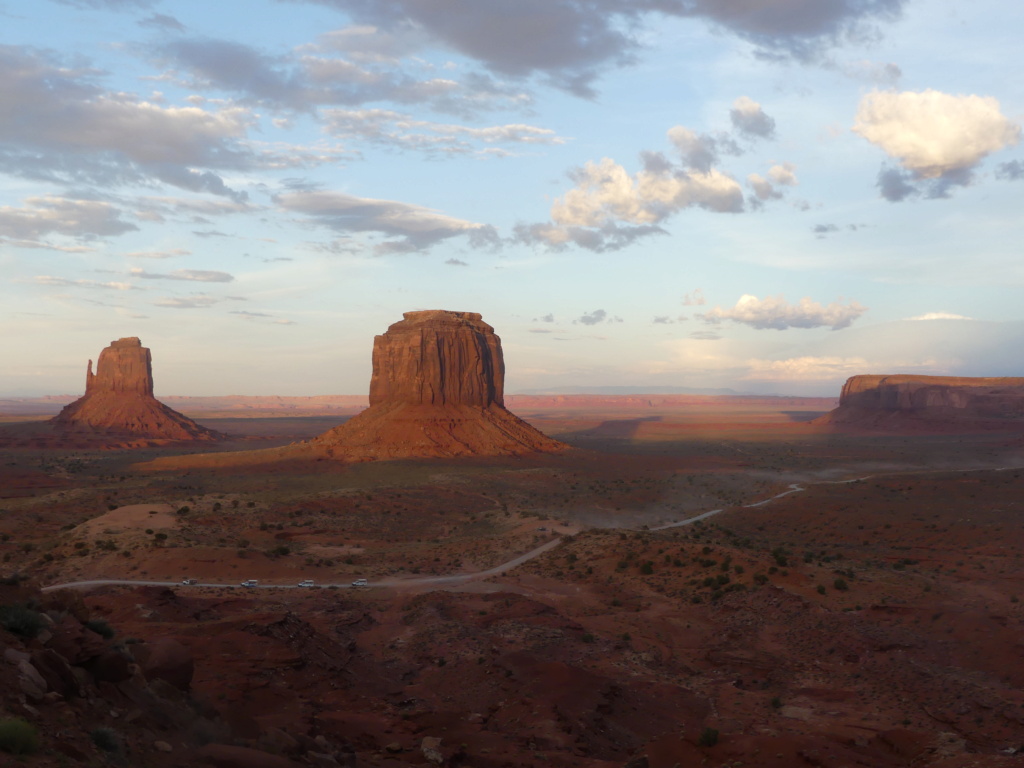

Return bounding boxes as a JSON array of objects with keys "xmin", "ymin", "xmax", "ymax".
[
  {"xmin": 52, "ymin": 337, "xmax": 221, "ymax": 442},
  {"xmin": 820, "ymin": 374, "xmax": 1024, "ymax": 429},
  {"xmin": 313, "ymin": 310, "xmax": 565, "ymax": 459}
]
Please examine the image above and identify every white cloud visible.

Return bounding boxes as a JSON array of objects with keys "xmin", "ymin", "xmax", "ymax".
[
  {"xmin": 129, "ymin": 268, "xmax": 234, "ymax": 282},
  {"xmin": 550, "ymin": 157, "xmax": 743, "ymax": 229},
  {"xmin": 853, "ymin": 89, "xmax": 1021, "ymax": 178},
  {"xmin": 0, "ymin": 196, "xmax": 137, "ymax": 241},
  {"xmin": 906, "ymin": 311, "xmax": 974, "ymax": 321},
  {"xmin": 700, "ymin": 294, "xmax": 867, "ymax": 330},
  {"xmin": 123, "ymin": 248, "xmax": 191, "ymax": 259},
  {"xmin": 744, "ymin": 356, "xmax": 870, "ymax": 381},
  {"xmin": 34, "ymin": 275, "xmax": 135, "ymax": 290}
]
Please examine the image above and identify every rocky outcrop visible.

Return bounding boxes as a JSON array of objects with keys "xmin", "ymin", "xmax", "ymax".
[
  {"xmin": 313, "ymin": 310, "xmax": 565, "ymax": 459},
  {"xmin": 52, "ymin": 337, "xmax": 221, "ymax": 442},
  {"xmin": 820, "ymin": 374, "xmax": 1024, "ymax": 429}
]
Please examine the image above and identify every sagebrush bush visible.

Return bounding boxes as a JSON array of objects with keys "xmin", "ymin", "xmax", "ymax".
[
  {"xmin": 0, "ymin": 604, "xmax": 43, "ymax": 638},
  {"xmin": 0, "ymin": 718, "xmax": 39, "ymax": 755}
]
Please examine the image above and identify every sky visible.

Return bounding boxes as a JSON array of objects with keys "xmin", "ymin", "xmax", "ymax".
[{"xmin": 1, "ymin": 0, "xmax": 1022, "ymax": 397}]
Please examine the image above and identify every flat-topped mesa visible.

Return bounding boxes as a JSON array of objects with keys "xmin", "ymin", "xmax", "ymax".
[
  {"xmin": 369, "ymin": 310, "xmax": 504, "ymax": 407},
  {"xmin": 314, "ymin": 310, "xmax": 565, "ymax": 460},
  {"xmin": 821, "ymin": 374, "xmax": 1024, "ymax": 429},
  {"xmin": 85, "ymin": 337, "xmax": 154, "ymax": 396},
  {"xmin": 53, "ymin": 337, "xmax": 221, "ymax": 442}
]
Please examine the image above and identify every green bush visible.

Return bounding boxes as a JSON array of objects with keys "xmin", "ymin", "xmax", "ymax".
[
  {"xmin": 698, "ymin": 727, "xmax": 719, "ymax": 747},
  {"xmin": 85, "ymin": 618, "xmax": 115, "ymax": 639},
  {"xmin": 90, "ymin": 727, "xmax": 121, "ymax": 753},
  {"xmin": 833, "ymin": 578, "xmax": 850, "ymax": 592},
  {"xmin": 0, "ymin": 718, "xmax": 39, "ymax": 755},
  {"xmin": 0, "ymin": 604, "xmax": 44, "ymax": 638}
]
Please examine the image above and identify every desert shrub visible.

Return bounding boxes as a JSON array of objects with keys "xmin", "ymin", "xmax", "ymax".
[
  {"xmin": 85, "ymin": 618, "xmax": 115, "ymax": 639},
  {"xmin": 0, "ymin": 604, "xmax": 43, "ymax": 638},
  {"xmin": 0, "ymin": 718, "xmax": 39, "ymax": 755},
  {"xmin": 833, "ymin": 578, "xmax": 849, "ymax": 592},
  {"xmin": 90, "ymin": 727, "xmax": 121, "ymax": 753},
  {"xmin": 639, "ymin": 561, "xmax": 654, "ymax": 575},
  {"xmin": 698, "ymin": 727, "xmax": 719, "ymax": 747},
  {"xmin": 581, "ymin": 633, "xmax": 595, "ymax": 643},
  {"xmin": 817, "ymin": 585, "xmax": 826, "ymax": 595},
  {"xmin": 770, "ymin": 696, "xmax": 782, "ymax": 709},
  {"xmin": 0, "ymin": 572, "xmax": 23, "ymax": 586}
]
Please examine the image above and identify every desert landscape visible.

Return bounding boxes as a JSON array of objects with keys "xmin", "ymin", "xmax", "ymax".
[{"xmin": 2, "ymin": 316, "xmax": 1024, "ymax": 768}]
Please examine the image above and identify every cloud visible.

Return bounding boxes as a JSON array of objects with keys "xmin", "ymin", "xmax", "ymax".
[
  {"xmin": 906, "ymin": 311, "xmax": 974, "ymax": 321},
  {"xmin": 445, "ymin": 257, "xmax": 468, "ymax": 266},
  {"xmin": 688, "ymin": 330, "xmax": 721, "ymax": 340},
  {"xmin": 52, "ymin": 0, "xmax": 155, "ymax": 7},
  {"xmin": 0, "ymin": 45, "xmax": 253, "ymax": 199},
  {"xmin": 996, "ymin": 160, "xmax": 1024, "ymax": 181},
  {"xmin": 138, "ymin": 13, "xmax": 185, "ymax": 32},
  {"xmin": 123, "ymin": 248, "xmax": 191, "ymax": 259},
  {"xmin": 577, "ymin": 309, "xmax": 607, "ymax": 326},
  {"xmin": 34, "ymin": 275, "xmax": 135, "ymax": 290},
  {"xmin": 653, "ymin": 316, "xmax": 674, "ymax": 324},
  {"xmin": 748, "ymin": 163, "xmax": 798, "ymax": 202},
  {"xmin": 276, "ymin": 189, "xmax": 497, "ymax": 253},
  {"xmin": 729, "ymin": 96, "xmax": 775, "ymax": 138},
  {"xmin": 295, "ymin": 0, "xmax": 908, "ymax": 95},
  {"xmin": 0, "ymin": 196, "xmax": 137, "ymax": 242},
  {"xmin": 700, "ymin": 294, "xmax": 867, "ymax": 330},
  {"xmin": 154, "ymin": 295, "xmax": 228, "ymax": 308},
  {"xmin": 813, "ymin": 223, "xmax": 839, "ymax": 237},
  {"xmin": 159, "ymin": 36, "xmax": 528, "ymax": 116},
  {"xmin": 129, "ymin": 268, "xmax": 234, "ymax": 282},
  {"xmin": 853, "ymin": 89, "xmax": 1021, "ymax": 198},
  {"xmin": 682, "ymin": 289, "xmax": 706, "ymax": 306},
  {"xmin": 321, "ymin": 108, "xmax": 564, "ymax": 154},
  {"xmin": 230, "ymin": 310, "xmax": 272, "ymax": 319},
  {"xmin": 744, "ymin": 356, "xmax": 870, "ymax": 381}
]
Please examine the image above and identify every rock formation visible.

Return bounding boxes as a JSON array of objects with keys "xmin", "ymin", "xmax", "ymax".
[
  {"xmin": 313, "ymin": 310, "xmax": 565, "ymax": 459},
  {"xmin": 819, "ymin": 374, "xmax": 1024, "ymax": 429},
  {"xmin": 52, "ymin": 337, "xmax": 221, "ymax": 441}
]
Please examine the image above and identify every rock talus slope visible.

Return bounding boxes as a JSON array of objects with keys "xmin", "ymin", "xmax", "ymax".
[
  {"xmin": 314, "ymin": 310, "xmax": 565, "ymax": 459},
  {"xmin": 52, "ymin": 337, "xmax": 221, "ymax": 441},
  {"xmin": 820, "ymin": 374, "xmax": 1024, "ymax": 429}
]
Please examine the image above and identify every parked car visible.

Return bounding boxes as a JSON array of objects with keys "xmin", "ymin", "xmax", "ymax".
[
  {"xmin": 297, "ymin": 579, "xmax": 316, "ymax": 588},
  {"xmin": 351, "ymin": 578, "xmax": 368, "ymax": 587},
  {"xmin": 240, "ymin": 579, "xmax": 259, "ymax": 587},
  {"xmin": 180, "ymin": 578, "xmax": 198, "ymax": 585}
]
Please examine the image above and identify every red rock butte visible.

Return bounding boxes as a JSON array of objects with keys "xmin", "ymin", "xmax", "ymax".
[
  {"xmin": 819, "ymin": 374, "xmax": 1024, "ymax": 429},
  {"xmin": 52, "ymin": 337, "xmax": 221, "ymax": 442},
  {"xmin": 312, "ymin": 310, "xmax": 566, "ymax": 459}
]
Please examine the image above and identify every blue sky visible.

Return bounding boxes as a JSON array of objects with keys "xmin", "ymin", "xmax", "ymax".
[{"xmin": 2, "ymin": 0, "xmax": 1022, "ymax": 396}]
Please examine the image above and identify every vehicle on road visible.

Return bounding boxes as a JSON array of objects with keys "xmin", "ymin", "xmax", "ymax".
[
  {"xmin": 180, "ymin": 578, "xmax": 198, "ymax": 585},
  {"xmin": 351, "ymin": 578, "xmax": 368, "ymax": 587},
  {"xmin": 298, "ymin": 579, "xmax": 316, "ymax": 587},
  {"xmin": 241, "ymin": 579, "xmax": 259, "ymax": 587}
]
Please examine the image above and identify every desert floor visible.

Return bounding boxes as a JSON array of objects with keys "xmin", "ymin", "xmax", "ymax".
[{"xmin": 1, "ymin": 396, "xmax": 1023, "ymax": 767}]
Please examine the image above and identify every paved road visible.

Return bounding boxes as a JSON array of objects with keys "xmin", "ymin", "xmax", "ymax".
[
  {"xmin": 41, "ymin": 537, "xmax": 566, "ymax": 593},
  {"xmin": 44, "ymin": 465, "xmax": 1018, "ymax": 594}
]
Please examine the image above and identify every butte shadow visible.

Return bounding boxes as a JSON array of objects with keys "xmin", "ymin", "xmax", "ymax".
[
  {"xmin": 0, "ymin": 337, "xmax": 223, "ymax": 448},
  {"xmin": 136, "ymin": 310, "xmax": 566, "ymax": 470}
]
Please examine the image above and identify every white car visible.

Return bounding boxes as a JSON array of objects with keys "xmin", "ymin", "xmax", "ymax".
[
  {"xmin": 351, "ymin": 578, "xmax": 368, "ymax": 587},
  {"xmin": 180, "ymin": 578, "xmax": 198, "ymax": 585},
  {"xmin": 298, "ymin": 579, "xmax": 316, "ymax": 588},
  {"xmin": 240, "ymin": 579, "xmax": 259, "ymax": 587}
]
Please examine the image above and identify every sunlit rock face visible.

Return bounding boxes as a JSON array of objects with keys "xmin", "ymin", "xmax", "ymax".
[
  {"xmin": 368, "ymin": 310, "xmax": 505, "ymax": 407},
  {"xmin": 314, "ymin": 310, "xmax": 566, "ymax": 460},
  {"xmin": 821, "ymin": 374, "xmax": 1024, "ymax": 428},
  {"xmin": 53, "ymin": 337, "xmax": 221, "ymax": 441}
]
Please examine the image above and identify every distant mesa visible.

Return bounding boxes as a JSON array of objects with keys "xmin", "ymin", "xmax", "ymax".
[
  {"xmin": 52, "ymin": 337, "xmax": 221, "ymax": 442},
  {"xmin": 312, "ymin": 310, "xmax": 566, "ymax": 459},
  {"xmin": 818, "ymin": 374, "xmax": 1024, "ymax": 430}
]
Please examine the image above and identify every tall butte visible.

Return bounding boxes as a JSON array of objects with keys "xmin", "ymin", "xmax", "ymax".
[
  {"xmin": 53, "ymin": 337, "xmax": 221, "ymax": 441},
  {"xmin": 313, "ymin": 310, "xmax": 565, "ymax": 459}
]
